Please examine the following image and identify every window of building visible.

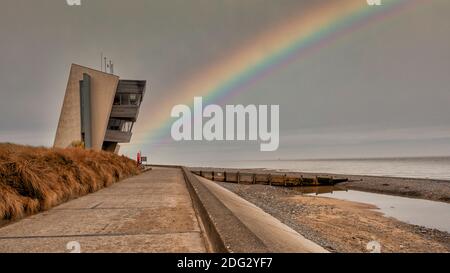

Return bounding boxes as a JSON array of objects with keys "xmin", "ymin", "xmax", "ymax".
[
  {"xmin": 130, "ymin": 94, "xmax": 138, "ymax": 105},
  {"xmin": 113, "ymin": 95, "xmax": 121, "ymax": 105},
  {"xmin": 108, "ymin": 119, "xmax": 122, "ymax": 131},
  {"xmin": 121, "ymin": 94, "xmax": 130, "ymax": 105},
  {"xmin": 113, "ymin": 93, "xmax": 141, "ymax": 106},
  {"xmin": 121, "ymin": 121, "xmax": 134, "ymax": 132},
  {"xmin": 108, "ymin": 119, "xmax": 134, "ymax": 132}
]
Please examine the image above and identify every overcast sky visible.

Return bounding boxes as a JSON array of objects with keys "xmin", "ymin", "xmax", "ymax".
[{"xmin": 0, "ymin": 0, "xmax": 449, "ymax": 166}]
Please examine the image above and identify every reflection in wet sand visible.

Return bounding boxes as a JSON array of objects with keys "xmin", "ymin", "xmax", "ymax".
[
  {"xmin": 292, "ymin": 187, "xmax": 450, "ymax": 233},
  {"xmin": 292, "ymin": 185, "xmax": 348, "ymax": 195}
]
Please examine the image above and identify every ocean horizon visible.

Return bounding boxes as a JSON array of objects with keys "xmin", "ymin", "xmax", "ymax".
[{"xmin": 196, "ymin": 156, "xmax": 450, "ymax": 181}]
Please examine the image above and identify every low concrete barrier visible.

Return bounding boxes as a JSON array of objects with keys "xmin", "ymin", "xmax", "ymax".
[
  {"xmin": 177, "ymin": 166, "xmax": 348, "ymax": 252},
  {"xmin": 181, "ymin": 167, "xmax": 269, "ymax": 253}
]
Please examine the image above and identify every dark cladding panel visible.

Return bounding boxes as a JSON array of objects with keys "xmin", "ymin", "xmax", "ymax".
[
  {"xmin": 79, "ymin": 73, "xmax": 92, "ymax": 149},
  {"xmin": 116, "ymin": 80, "xmax": 146, "ymax": 95}
]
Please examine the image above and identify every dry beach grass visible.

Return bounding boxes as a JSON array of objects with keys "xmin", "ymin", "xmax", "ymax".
[{"xmin": 0, "ymin": 143, "xmax": 139, "ymax": 221}]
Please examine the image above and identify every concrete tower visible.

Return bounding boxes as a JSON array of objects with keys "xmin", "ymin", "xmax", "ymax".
[{"xmin": 54, "ymin": 64, "xmax": 146, "ymax": 153}]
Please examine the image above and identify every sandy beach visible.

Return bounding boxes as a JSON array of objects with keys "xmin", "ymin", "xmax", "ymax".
[
  {"xmin": 190, "ymin": 167, "xmax": 450, "ymax": 252},
  {"xmin": 217, "ymin": 182, "xmax": 450, "ymax": 253}
]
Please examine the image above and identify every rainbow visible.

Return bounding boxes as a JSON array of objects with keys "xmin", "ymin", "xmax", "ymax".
[{"xmin": 128, "ymin": 0, "xmax": 420, "ymax": 151}]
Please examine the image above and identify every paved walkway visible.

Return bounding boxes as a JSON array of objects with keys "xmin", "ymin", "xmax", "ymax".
[{"xmin": 0, "ymin": 167, "xmax": 207, "ymax": 253}]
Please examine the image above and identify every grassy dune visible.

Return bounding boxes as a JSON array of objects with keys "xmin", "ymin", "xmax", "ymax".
[{"xmin": 0, "ymin": 143, "xmax": 140, "ymax": 221}]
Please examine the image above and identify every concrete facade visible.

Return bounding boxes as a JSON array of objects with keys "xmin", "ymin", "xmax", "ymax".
[{"xmin": 54, "ymin": 64, "xmax": 145, "ymax": 152}]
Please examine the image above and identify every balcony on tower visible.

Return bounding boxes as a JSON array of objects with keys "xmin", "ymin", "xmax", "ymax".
[
  {"xmin": 103, "ymin": 80, "xmax": 147, "ymax": 152},
  {"xmin": 110, "ymin": 80, "xmax": 146, "ymax": 122}
]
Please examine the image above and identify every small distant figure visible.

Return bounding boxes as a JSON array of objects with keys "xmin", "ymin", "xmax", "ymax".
[{"xmin": 137, "ymin": 151, "xmax": 142, "ymax": 166}]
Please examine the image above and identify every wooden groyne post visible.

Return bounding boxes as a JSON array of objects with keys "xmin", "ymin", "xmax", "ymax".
[{"xmin": 191, "ymin": 169, "xmax": 347, "ymax": 187}]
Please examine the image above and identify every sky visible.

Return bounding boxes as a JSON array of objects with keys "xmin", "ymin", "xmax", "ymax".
[{"xmin": 0, "ymin": 0, "xmax": 449, "ymax": 166}]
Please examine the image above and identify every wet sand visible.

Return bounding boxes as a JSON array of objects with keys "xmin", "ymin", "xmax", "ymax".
[
  {"xmin": 340, "ymin": 175, "xmax": 450, "ymax": 203},
  {"xmin": 217, "ymin": 182, "xmax": 450, "ymax": 253}
]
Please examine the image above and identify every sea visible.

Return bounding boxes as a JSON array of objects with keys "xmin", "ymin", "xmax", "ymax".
[{"xmin": 207, "ymin": 157, "xmax": 450, "ymax": 180}]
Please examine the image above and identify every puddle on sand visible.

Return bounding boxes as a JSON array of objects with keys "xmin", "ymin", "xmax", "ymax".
[
  {"xmin": 292, "ymin": 185, "xmax": 348, "ymax": 195},
  {"xmin": 292, "ymin": 186, "xmax": 450, "ymax": 233}
]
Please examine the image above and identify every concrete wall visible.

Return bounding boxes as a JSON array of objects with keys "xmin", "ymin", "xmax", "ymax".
[{"xmin": 54, "ymin": 64, "xmax": 119, "ymax": 151}]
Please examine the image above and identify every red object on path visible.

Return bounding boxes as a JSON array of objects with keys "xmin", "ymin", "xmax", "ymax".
[{"xmin": 137, "ymin": 151, "xmax": 141, "ymax": 166}]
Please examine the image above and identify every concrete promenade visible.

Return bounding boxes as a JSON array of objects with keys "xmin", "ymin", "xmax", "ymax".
[
  {"xmin": 0, "ymin": 167, "xmax": 207, "ymax": 253},
  {"xmin": 0, "ymin": 166, "xmax": 328, "ymax": 253}
]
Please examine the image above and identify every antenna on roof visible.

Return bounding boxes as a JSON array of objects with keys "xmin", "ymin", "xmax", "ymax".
[
  {"xmin": 109, "ymin": 60, "xmax": 113, "ymax": 74},
  {"xmin": 100, "ymin": 54, "xmax": 114, "ymax": 74}
]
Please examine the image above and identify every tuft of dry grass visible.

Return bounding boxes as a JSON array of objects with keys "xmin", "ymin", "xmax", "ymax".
[{"xmin": 0, "ymin": 143, "xmax": 140, "ymax": 221}]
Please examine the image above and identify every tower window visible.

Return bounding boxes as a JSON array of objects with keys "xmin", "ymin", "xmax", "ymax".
[
  {"xmin": 113, "ymin": 95, "xmax": 121, "ymax": 105},
  {"xmin": 130, "ymin": 94, "xmax": 138, "ymax": 105}
]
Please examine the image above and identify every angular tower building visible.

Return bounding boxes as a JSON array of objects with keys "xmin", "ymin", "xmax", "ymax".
[{"xmin": 54, "ymin": 64, "xmax": 146, "ymax": 153}]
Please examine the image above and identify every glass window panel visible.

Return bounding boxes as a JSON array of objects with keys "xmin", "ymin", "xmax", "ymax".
[
  {"xmin": 130, "ymin": 94, "xmax": 137, "ymax": 105},
  {"xmin": 108, "ymin": 119, "xmax": 121, "ymax": 130},
  {"xmin": 113, "ymin": 95, "xmax": 121, "ymax": 105},
  {"xmin": 121, "ymin": 94, "xmax": 130, "ymax": 105}
]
